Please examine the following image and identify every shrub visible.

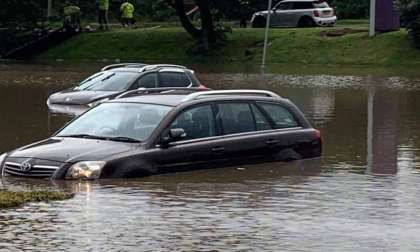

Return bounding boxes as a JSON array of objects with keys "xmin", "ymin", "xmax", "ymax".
[
  {"xmin": 329, "ymin": 0, "xmax": 369, "ymax": 19},
  {"xmin": 399, "ymin": 0, "xmax": 420, "ymax": 48}
]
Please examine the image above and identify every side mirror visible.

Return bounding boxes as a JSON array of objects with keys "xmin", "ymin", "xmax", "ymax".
[
  {"xmin": 161, "ymin": 128, "xmax": 187, "ymax": 146},
  {"xmin": 272, "ymin": 7, "xmax": 277, "ymax": 12}
]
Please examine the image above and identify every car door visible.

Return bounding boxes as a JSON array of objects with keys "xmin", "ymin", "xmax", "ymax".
[
  {"xmin": 205, "ymin": 101, "xmax": 277, "ymax": 167},
  {"xmin": 156, "ymin": 103, "xmax": 221, "ymax": 173},
  {"xmin": 130, "ymin": 72, "xmax": 158, "ymax": 89},
  {"xmin": 271, "ymin": 2, "xmax": 293, "ymax": 26},
  {"xmin": 290, "ymin": 2, "xmax": 315, "ymax": 26},
  {"xmin": 158, "ymin": 71, "xmax": 192, "ymax": 88},
  {"xmin": 256, "ymin": 101, "xmax": 314, "ymax": 161}
]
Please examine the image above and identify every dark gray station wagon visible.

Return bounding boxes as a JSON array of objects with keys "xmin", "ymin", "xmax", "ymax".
[{"xmin": 0, "ymin": 89, "xmax": 322, "ymax": 180}]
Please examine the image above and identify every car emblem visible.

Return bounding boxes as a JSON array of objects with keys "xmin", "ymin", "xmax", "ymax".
[{"xmin": 20, "ymin": 160, "xmax": 32, "ymax": 172}]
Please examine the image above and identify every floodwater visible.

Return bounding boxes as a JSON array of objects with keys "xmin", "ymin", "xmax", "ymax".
[{"xmin": 1, "ymin": 62, "xmax": 420, "ymax": 251}]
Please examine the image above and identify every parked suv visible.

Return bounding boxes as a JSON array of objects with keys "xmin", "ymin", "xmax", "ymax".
[
  {"xmin": 47, "ymin": 63, "xmax": 205, "ymax": 115},
  {"xmin": 1, "ymin": 89, "xmax": 322, "ymax": 180},
  {"xmin": 251, "ymin": 0, "xmax": 337, "ymax": 28}
]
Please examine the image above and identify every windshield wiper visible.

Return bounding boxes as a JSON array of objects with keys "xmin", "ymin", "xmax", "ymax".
[
  {"xmin": 101, "ymin": 73, "xmax": 116, "ymax": 82},
  {"xmin": 107, "ymin": 136, "xmax": 141, "ymax": 143},
  {"xmin": 58, "ymin": 134, "xmax": 109, "ymax": 140},
  {"xmin": 58, "ymin": 134, "xmax": 141, "ymax": 143}
]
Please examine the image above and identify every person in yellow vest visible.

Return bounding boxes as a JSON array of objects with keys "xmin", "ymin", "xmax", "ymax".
[
  {"xmin": 98, "ymin": 0, "xmax": 109, "ymax": 30},
  {"xmin": 120, "ymin": 0, "xmax": 135, "ymax": 27}
]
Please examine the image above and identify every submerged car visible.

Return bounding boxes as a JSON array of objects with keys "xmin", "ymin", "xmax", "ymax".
[
  {"xmin": 47, "ymin": 63, "xmax": 205, "ymax": 114},
  {"xmin": 1, "ymin": 89, "xmax": 322, "ymax": 180},
  {"xmin": 251, "ymin": 0, "xmax": 337, "ymax": 28}
]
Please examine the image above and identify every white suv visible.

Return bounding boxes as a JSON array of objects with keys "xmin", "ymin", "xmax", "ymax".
[{"xmin": 251, "ymin": 0, "xmax": 337, "ymax": 28}]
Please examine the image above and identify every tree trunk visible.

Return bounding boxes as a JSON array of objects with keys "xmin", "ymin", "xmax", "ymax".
[
  {"xmin": 172, "ymin": 0, "xmax": 201, "ymax": 39},
  {"xmin": 170, "ymin": 0, "xmax": 217, "ymax": 51}
]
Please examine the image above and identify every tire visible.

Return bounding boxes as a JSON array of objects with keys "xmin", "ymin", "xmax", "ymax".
[
  {"xmin": 252, "ymin": 17, "xmax": 266, "ymax": 28},
  {"xmin": 298, "ymin": 16, "xmax": 316, "ymax": 28}
]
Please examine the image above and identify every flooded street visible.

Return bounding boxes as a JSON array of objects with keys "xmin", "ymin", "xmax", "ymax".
[{"xmin": 1, "ymin": 62, "xmax": 420, "ymax": 251}]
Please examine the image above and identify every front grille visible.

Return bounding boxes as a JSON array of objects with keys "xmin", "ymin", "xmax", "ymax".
[{"xmin": 3, "ymin": 162, "xmax": 59, "ymax": 178}]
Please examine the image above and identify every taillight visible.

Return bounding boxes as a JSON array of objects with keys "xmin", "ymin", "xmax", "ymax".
[
  {"xmin": 313, "ymin": 10, "xmax": 320, "ymax": 17},
  {"xmin": 315, "ymin": 129, "xmax": 322, "ymax": 139},
  {"xmin": 198, "ymin": 84, "xmax": 208, "ymax": 90}
]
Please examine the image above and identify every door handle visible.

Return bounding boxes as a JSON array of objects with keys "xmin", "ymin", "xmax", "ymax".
[
  {"xmin": 212, "ymin": 146, "xmax": 225, "ymax": 153},
  {"xmin": 266, "ymin": 139, "xmax": 279, "ymax": 145}
]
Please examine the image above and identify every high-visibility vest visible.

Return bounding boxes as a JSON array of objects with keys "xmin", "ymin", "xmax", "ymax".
[
  {"xmin": 120, "ymin": 2, "xmax": 134, "ymax": 18},
  {"xmin": 99, "ymin": 0, "xmax": 109, "ymax": 11}
]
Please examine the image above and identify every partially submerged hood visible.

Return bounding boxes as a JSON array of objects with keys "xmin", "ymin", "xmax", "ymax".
[
  {"xmin": 48, "ymin": 90, "xmax": 120, "ymax": 105},
  {"xmin": 8, "ymin": 137, "xmax": 137, "ymax": 163}
]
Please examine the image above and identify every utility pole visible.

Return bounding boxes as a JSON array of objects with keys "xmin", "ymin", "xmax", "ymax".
[
  {"xmin": 369, "ymin": 0, "xmax": 376, "ymax": 37},
  {"xmin": 261, "ymin": 0, "xmax": 273, "ymax": 71},
  {"xmin": 47, "ymin": 0, "xmax": 53, "ymax": 22}
]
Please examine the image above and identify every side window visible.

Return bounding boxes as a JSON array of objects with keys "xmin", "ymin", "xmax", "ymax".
[
  {"xmin": 250, "ymin": 104, "xmax": 272, "ymax": 131},
  {"xmin": 217, "ymin": 103, "xmax": 256, "ymax": 134},
  {"xmin": 292, "ymin": 2, "xmax": 314, "ymax": 9},
  {"xmin": 258, "ymin": 103, "xmax": 300, "ymax": 129},
  {"xmin": 159, "ymin": 72, "xmax": 191, "ymax": 87},
  {"xmin": 134, "ymin": 73, "xmax": 157, "ymax": 89},
  {"xmin": 170, "ymin": 105, "xmax": 216, "ymax": 140},
  {"xmin": 276, "ymin": 2, "xmax": 292, "ymax": 10}
]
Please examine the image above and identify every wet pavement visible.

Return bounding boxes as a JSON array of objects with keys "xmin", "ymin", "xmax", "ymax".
[{"xmin": 1, "ymin": 62, "xmax": 420, "ymax": 251}]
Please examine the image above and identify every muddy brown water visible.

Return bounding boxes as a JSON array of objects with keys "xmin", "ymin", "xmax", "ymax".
[{"xmin": 1, "ymin": 62, "xmax": 420, "ymax": 251}]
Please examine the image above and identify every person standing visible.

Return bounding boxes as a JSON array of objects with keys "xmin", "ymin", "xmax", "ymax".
[
  {"xmin": 120, "ymin": 0, "xmax": 135, "ymax": 27},
  {"xmin": 63, "ymin": 1, "xmax": 81, "ymax": 32},
  {"xmin": 98, "ymin": 0, "xmax": 109, "ymax": 30}
]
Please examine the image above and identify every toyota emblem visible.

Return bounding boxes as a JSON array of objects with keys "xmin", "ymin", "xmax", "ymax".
[{"xmin": 20, "ymin": 160, "xmax": 32, "ymax": 172}]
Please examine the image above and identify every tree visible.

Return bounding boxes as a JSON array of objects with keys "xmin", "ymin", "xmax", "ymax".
[
  {"xmin": 0, "ymin": 0, "xmax": 45, "ymax": 29},
  {"xmin": 400, "ymin": 0, "xmax": 420, "ymax": 48},
  {"xmin": 167, "ymin": 0, "xmax": 233, "ymax": 52}
]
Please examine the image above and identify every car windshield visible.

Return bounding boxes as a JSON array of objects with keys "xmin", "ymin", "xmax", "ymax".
[
  {"xmin": 313, "ymin": 1, "xmax": 329, "ymax": 8},
  {"xmin": 75, "ymin": 71, "xmax": 138, "ymax": 91},
  {"xmin": 57, "ymin": 103, "xmax": 173, "ymax": 142}
]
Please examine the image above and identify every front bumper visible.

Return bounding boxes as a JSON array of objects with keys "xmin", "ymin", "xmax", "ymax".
[{"xmin": 47, "ymin": 103, "xmax": 88, "ymax": 116}]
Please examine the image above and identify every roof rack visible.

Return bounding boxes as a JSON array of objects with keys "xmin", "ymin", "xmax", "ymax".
[
  {"xmin": 116, "ymin": 87, "xmax": 209, "ymax": 99},
  {"xmin": 101, "ymin": 63, "xmax": 147, "ymax": 71},
  {"xmin": 181, "ymin": 90, "xmax": 281, "ymax": 102},
  {"xmin": 140, "ymin": 64, "xmax": 187, "ymax": 72}
]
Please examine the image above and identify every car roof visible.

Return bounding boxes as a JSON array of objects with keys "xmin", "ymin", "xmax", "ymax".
[
  {"xmin": 280, "ymin": 0, "xmax": 319, "ymax": 2},
  {"xmin": 108, "ymin": 90, "xmax": 286, "ymax": 107},
  {"xmin": 110, "ymin": 94, "xmax": 187, "ymax": 107}
]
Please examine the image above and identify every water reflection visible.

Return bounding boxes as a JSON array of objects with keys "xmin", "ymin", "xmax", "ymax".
[
  {"xmin": 1, "ymin": 63, "xmax": 420, "ymax": 251},
  {"xmin": 367, "ymin": 77, "xmax": 398, "ymax": 175}
]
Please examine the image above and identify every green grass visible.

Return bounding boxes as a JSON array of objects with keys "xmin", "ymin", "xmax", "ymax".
[
  {"xmin": 38, "ymin": 20, "xmax": 420, "ymax": 67},
  {"xmin": 0, "ymin": 190, "xmax": 73, "ymax": 208}
]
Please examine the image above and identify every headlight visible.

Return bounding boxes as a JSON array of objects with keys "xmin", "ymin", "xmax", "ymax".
[
  {"xmin": 65, "ymin": 161, "xmax": 106, "ymax": 180},
  {"xmin": 87, "ymin": 98, "xmax": 109, "ymax": 108},
  {"xmin": 0, "ymin": 153, "xmax": 6, "ymax": 166}
]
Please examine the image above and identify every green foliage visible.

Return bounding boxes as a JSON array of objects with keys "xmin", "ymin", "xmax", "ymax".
[
  {"xmin": 0, "ymin": 0, "xmax": 45, "ymax": 29},
  {"xmin": 399, "ymin": 0, "xmax": 420, "ymax": 48},
  {"xmin": 0, "ymin": 190, "xmax": 73, "ymax": 208},
  {"xmin": 39, "ymin": 25, "xmax": 420, "ymax": 67},
  {"xmin": 329, "ymin": 0, "xmax": 369, "ymax": 19},
  {"xmin": 139, "ymin": 0, "xmax": 176, "ymax": 21}
]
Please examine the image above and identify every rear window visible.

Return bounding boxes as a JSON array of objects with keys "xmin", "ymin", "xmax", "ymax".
[
  {"xmin": 258, "ymin": 103, "xmax": 300, "ymax": 129},
  {"xmin": 159, "ymin": 72, "xmax": 191, "ymax": 87},
  {"xmin": 292, "ymin": 2, "xmax": 314, "ymax": 9},
  {"xmin": 313, "ymin": 1, "xmax": 330, "ymax": 8}
]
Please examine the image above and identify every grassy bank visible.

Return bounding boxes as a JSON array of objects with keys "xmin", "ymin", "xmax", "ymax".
[
  {"xmin": 0, "ymin": 190, "xmax": 73, "ymax": 208},
  {"xmin": 38, "ymin": 21, "xmax": 420, "ymax": 67}
]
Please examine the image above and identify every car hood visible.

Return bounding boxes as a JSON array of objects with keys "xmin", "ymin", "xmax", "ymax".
[
  {"xmin": 48, "ymin": 90, "xmax": 121, "ymax": 105},
  {"xmin": 8, "ymin": 137, "xmax": 137, "ymax": 163},
  {"xmin": 254, "ymin": 10, "xmax": 269, "ymax": 16}
]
